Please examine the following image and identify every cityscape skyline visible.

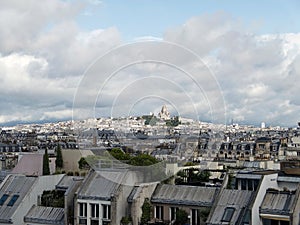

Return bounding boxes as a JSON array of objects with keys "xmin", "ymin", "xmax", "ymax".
[{"xmin": 1, "ymin": 1, "xmax": 300, "ymax": 127}]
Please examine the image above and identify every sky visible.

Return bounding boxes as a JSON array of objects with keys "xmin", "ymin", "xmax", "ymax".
[{"xmin": 1, "ymin": 0, "xmax": 300, "ymax": 127}]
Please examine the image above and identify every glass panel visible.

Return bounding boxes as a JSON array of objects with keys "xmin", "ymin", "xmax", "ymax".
[
  {"xmin": 170, "ymin": 207, "xmax": 177, "ymax": 221},
  {"xmin": 91, "ymin": 204, "xmax": 99, "ymax": 218},
  {"xmin": 79, "ymin": 218, "xmax": 87, "ymax": 225},
  {"xmin": 102, "ymin": 204, "xmax": 111, "ymax": 220},
  {"xmin": 7, "ymin": 195, "xmax": 19, "ymax": 207},
  {"xmin": 241, "ymin": 179, "xmax": 247, "ymax": 190},
  {"xmin": 222, "ymin": 207, "xmax": 235, "ymax": 222},
  {"xmin": 90, "ymin": 220, "xmax": 99, "ymax": 225},
  {"xmin": 79, "ymin": 203, "xmax": 87, "ymax": 217},
  {"xmin": 0, "ymin": 194, "xmax": 9, "ymax": 206}
]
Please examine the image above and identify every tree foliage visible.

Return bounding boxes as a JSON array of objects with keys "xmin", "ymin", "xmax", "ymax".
[
  {"xmin": 78, "ymin": 157, "xmax": 90, "ymax": 170},
  {"xmin": 43, "ymin": 148, "xmax": 50, "ymax": 175},
  {"xmin": 166, "ymin": 116, "xmax": 181, "ymax": 127},
  {"xmin": 175, "ymin": 209, "xmax": 189, "ymax": 225},
  {"xmin": 55, "ymin": 143, "xmax": 63, "ymax": 169},
  {"xmin": 129, "ymin": 153, "xmax": 159, "ymax": 166},
  {"xmin": 41, "ymin": 190, "xmax": 64, "ymax": 208},
  {"xmin": 199, "ymin": 208, "xmax": 211, "ymax": 223},
  {"xmin": 108, "ymin": 148, "xmax": 159, "ymax": 166},
  {"xmin": 175, "ymin": 169, "xmax": 211, "ymax": 185},
  {"xmin": 184, "ymin": 161, "xmax": 196, "ymax": 167},
  {"xmin": 121, "ymin": 216, "xmax": 132, "ymax": 225},
  {"xmin": 110, "ymin": 148, "xmax": 131, "ymax": 161},
  {"xmin": 143, "ymin": 115, "xmax": 158, "ymax": 126},
  {"xmin": 141, "ymin": 198, "xmax": 152, "ymax": 225}
]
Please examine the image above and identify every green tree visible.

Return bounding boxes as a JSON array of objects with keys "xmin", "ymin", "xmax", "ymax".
[
  {"xmin": 199, "ymin": 208, "xmax": 210, "ymax": 223},
  {"xmin": 43, "ymin": 148, "xmax": 50, "ymax": 175},
  {"xmin": 175, "ymin": 209, "xmax": 189, "ymax": 225},
  {"xmin": 129, "ymin": 154, "xmax": 158, "ymax": 166},
  {"xmin": 109, "ymin": 148, "xmax": 131, "ymax": 161},
  {"xmin": 141, "ymin": 198, "xmax": 152, "ymax": 224},
  {"xmin": 166, "ymin": 116, "xmax": 181, "ymax": 127},
  {"xmin": 78, "ymin": 157, "xmax": 90, "ymax": 170},
  {"xmin": 121, "ymin": 216, "xmax": 132, "ymax": 225},
  {"xmin": 55, "ymin": 143, "xmax": 63, "ymax": 169},
  {"xmin": 41, "ymin": 190, "xmax": 65, "ymax": 208},
  {"xmin": 184, "ymin": 161, "xmax": 196, "ymax": 167},
  {"xmin": 197, "ymin": 170, "xmax": 211, "ymax": 182}
]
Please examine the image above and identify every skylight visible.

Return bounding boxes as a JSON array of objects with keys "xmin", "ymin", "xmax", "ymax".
[
  {"xmin": 221, "ymin": 207, "xmax": 235, "ymax": 222},
  {"xmin": 0, "ymin": 194, "xmax": 9, "ymax": 206},
  {"xmin": 7, "ymin": 195, "xmax": 19, "ymax": 207}
]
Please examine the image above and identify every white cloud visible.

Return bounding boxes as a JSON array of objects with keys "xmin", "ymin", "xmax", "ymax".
[{"xmin": 0, "ymin": 3, "xmax": 300, "ymax": 127}]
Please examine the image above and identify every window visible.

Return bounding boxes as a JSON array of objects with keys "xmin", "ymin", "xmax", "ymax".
[
  {"xmin": 90, "ymin": 220, "xmax": 99, "ymax": 225},
  {"xmin": 91, "ymin": 204, "xmax": 99, "ymax": 218},
  {"xmin": 241, "ymin": 179, "xmax": 247, "ymax": 190},
  {"xmin": 102, "ymin": 204, "xmax": 111, "ymax": 220},
  {"xmin": 7, "ymin": 195, "xmax": 19, "ymax": 206},
  {"xmin": 248, "ymin": 180, "xmax": 253, "ymax": 191},
  {"xmin": 221, "ymin": 207, "xmax": 235, "ymax": 222},
  {"xmin": 79, "ymin": 218, "xmax": 87, "ymax": 225},
  {"xmin": 0, "ymin": 194, "xmax": 9, "ymax": 206},
  {"xmin": 155, "ymin": 206, "xmax": 164, "ymax": 220},
  {"xmin": 170, "ymin": 207, "xmax": 178, "ymax": 221},
  {"xmin": 191, "ymin": 209, "xmax": 200, "ymax": 225},
  {"xmin": 253, "ymin": 179, "xmax": 259, "ymax": 191},
  {"xmin": 242, "ymin": 209, "xmax": 250, "ymax": 225},
  {"xmin": 79, "ymin": 202, "xmax": 87, "ymax": 217},
  {"xmin": 90, "ymin": 204, "xmax": 99, "ymax": 225}
]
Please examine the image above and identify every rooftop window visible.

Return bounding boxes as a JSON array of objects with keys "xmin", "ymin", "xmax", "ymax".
[
  {"xmin": 7, "ymin": 195, "xmax": 19, "ymax": 207},
  {"xmin": 221, "ymin": 207, "xmax": 235, "ymax": 222},
  {"xmin": 0, "ymin": 194, "xmax": 9, "ymax": 206}
]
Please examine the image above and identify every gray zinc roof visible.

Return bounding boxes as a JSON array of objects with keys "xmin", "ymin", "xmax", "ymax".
[
  {"xmin": 77, "ymin": 170, "xmax": 128, "ymax": 201},
  {"xmin": 11, "ymin": 154, "xmax": 43, "ymax": 176},
  {"xmin": 127, "ymin": 186, "xmax": 139, "ymax": 203},
  {"xmin": 277, "ymin": 176, "xmax": 300, "ymax": 183},
  {"xmin": 151, "ymin": 184, "xmax": 218, "ymax": 207},
  {"xmin": 236, "ymin": 173, "xmax": 262, "ymax": 180},
  {"xmin": 0, "ymin": 175, "xmax": 36, "ymax": 223},
  {"xmin": 207, "ymin": 189, "xmax": 254, "ymax": 225},
  {"xmin": 260, "ymin": 190, "xmax": 296, "ymax": 216},
  {"xmin": 24, "ymin": 205, "xmax": 64, "ymax": 225},
  {"xmin": 55, "ymin": 175, "xmax": 82, "ymax": 191}
]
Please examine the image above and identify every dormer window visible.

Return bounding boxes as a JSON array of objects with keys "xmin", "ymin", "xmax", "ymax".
[{"xmin": 221, "ymin": 207, "xmax": 235, "ymax": 222}]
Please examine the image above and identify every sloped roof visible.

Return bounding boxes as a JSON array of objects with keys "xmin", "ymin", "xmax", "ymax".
[
  {"xmin": 77, "ymin": 170, "xmax": 128, "ymax": 201},
  {"xmin": 151, "ymin": 184, "xmax": 218, "ymax": 207},
  {"xmin": 207, "ymin": 189, "xmax": 254, "ymax": 225},
  {"xmin": 236, "ymin": 173, "xmax": 262, "ymax": 180},
  {"xmin": 127, "ymin": 186, "xmax": 139, "ymax": 203},
  {"xmin": 55, "ymin": 175, "xmax": 82, "ymax": 191},
  {"xmin": 0, "ymin": 175, "xmax": 36, "ymax": 223},
  {"xmin": 24, "ymin": 205, "xmax": 64, "ymax": 225},
  {"xmin": 260, "ymin": 190, "xmax": 296, "ymax": 215},
  {"xmin": 11, "ymin": 154, "xmax": 43, "ymax": 176}
]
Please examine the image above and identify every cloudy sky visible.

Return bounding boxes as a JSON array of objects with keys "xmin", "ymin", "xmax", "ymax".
[{"xmin": 1, "ymin": 0, "xmax": 300, "ymax": 127}]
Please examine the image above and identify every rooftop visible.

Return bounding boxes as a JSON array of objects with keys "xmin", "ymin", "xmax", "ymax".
[
  {"xmin": 151, "ymin": 184, "xmax": 219, "ymax": 207},
  {"xmin": 207, "ymin": 189, "xmax": 254, "ymax": 225},
  {"xmin": 24, "ymin": 205, "xmax": 64, "ymax": 225},
  {"xmin": 0, "ymin": 175, "xmax": 36, "ymax": 223},
  {"xmin": 77, "ymin": 170, "xmax": 128, "ymax": 201},
  {"xmin": 260, "ymin": 190, "xmax": 296, "ymax": 216}
]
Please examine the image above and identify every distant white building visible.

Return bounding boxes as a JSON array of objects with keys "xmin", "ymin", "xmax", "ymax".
[{"xmin": 158, "ymin": 105, "xmax": 170, "ymax": 120}]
